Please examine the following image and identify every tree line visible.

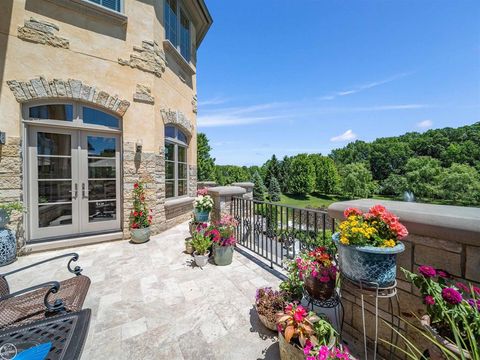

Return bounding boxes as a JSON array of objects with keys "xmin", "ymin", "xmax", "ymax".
[{"xmin": 197, "ymin": 122, "xmax": 480, "ymax": 206}]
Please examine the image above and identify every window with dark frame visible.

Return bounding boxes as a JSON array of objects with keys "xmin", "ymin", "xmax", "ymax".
[
  {"xmin": 165, "ymin": 126, "xmax": 188, "ymax": 198},
  {"xmin": 164, "ymin": 0, "xmax": 192, "ymax": 62}
]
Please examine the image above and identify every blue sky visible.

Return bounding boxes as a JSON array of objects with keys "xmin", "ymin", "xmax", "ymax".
[{"xmin": 196, "ymin": 0, "xmax": 480, "ymax": 166}]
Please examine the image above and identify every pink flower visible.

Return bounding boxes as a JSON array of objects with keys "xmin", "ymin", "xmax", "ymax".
[
  {"xmin": 196, "ymin": 188, "xmax": 208, "ymax": 196},
  {"xmin": 303, "ymin": 340, "xmax": 313, "ymax": 355},
  {"xmin": 442, "ymin": 288, "xmax": 463, "ymax": 305},
  {"xmin": 369, "ymin": 204, "xmax": 387, "ymax": 216},
  {"xmin": 319, "ymin": 275, "xmax": 331, "ymax": 283},
  {"xmin": 473, "ymin": 286, "xmax": 480, "ymax": 295},
  {"xmin": 293, "ymin": 306, "xmax": 307, "ymax": 323},
  {"xmin": 344, "ymin": 207, "xmax": 362, "ymax": 218},
  {"xmin": 455, "ymin": 282, "xmax": 470, "ymax": 293},
  {"xmin": 423, "ymin": 295, "xmax": 435, "ymax": 305},
  {"xmin": 436, "ymin": 269, "xmax": 450, "ymax": 278},
  {"xmin": 418, "ymin": 265, "xmax": 436, "ymax": 278}
]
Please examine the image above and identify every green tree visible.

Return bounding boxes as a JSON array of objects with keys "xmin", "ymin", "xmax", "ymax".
[
  {"xmin": 369, "ymin": 140, "xmax": 413, "ymax": 180},
  {"xmin": 214, "ymin": 165, "xmax": 250, "ymax": 185},
  {"xmin": 197, "ymin": 133, "xmax": 216, "ymax": 181},
  {"xmin": 439, "ymin": 163, "xmax": 480, "ymax": 205},
  {"xmin": 252, "ymin": 171, "xmax": 267, "ymax": 201},
  {"xmin": 340, "ymin": 162, "xmax": 376, "ymax": 198},
  {"xmin": 268, "ymin": 176, "xmax": 281, "ymax": 202},
  {"xmin": 264, "ymin": 154, "xmax": 280, "ymax": 189},
  {"xmin": 380, "ymin": 174, "xmax": 408, "ymax": 196},
  {"xmin": 286, "ymin": 154, "xmax": 315, "ymax": 195},
  {"xmin": 279, "ymin": 156, "xmax": 291, "ymax": 193},
  {"xmin": 313, "ymin": 156, "xmax": 340, "ymax": 194},
  {"xmin": 404, "ymin": 156, "xmax": 442, "ymax": 199}
]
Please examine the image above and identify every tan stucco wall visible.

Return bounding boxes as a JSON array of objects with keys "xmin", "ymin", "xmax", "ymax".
[{"xmin": 0, "ymin": 0, "xmax": 203, "ymax": 245}]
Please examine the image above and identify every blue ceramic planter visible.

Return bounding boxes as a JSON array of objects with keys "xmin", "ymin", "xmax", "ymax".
[
  {"xmin": 332, "ymin": 232, "xmax": 404, "ymax": 288},
  {"xmin": 213, "ymin": 245, "xmax": 234, "ymax": 266},
  {"xmin": 194, "ymin": 209, "xmax": 210, "ymax": 222},
  {"xmin": 0, "ymin": 228, "xmax": 16, "ymax": 267}
]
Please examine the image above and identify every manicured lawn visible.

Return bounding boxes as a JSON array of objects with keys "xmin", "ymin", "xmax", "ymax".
[{"xmin": 278, "ymin": 193, "xmax": 398, "ymax": 209}]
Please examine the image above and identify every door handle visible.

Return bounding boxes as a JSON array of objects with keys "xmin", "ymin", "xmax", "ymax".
[
  {"xmin": 82, "ymin": 183, "xmax": 88, "ymax": 199},
  {"xmin": 69, "ymin": 183, "xmax": 78, "ymax": 199}
]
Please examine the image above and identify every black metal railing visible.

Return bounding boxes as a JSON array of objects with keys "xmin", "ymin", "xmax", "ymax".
[{"xmin": 231, "ymin": 197, "xmax": 336, "ymax": 268}]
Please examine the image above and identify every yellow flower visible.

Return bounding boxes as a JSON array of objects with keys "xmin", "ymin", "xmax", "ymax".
[
  {"xmin": 340, "ymin": 236, "xmax": 350, "ymax": 245},
  {"xmin": 382, "ymin": 239, "xmax": 396, "ymax": 248}
]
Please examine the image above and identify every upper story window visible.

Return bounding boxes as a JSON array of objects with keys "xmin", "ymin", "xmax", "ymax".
[
  {"xmin": 165, "ymin": 125, "xmax": 188, "ymax": 198},
  {"xmin": 87, "ymin": 0, "xmax": 122, "ymax": 12},
  {"xmin": 164, "ymin": 0, "xmax": 191, "ymax": 62}
]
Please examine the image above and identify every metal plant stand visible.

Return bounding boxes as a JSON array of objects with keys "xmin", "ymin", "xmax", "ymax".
[
  {"xmin": 303, "ymin": 289, "xmax": 344, "ymax": 335},
  {"xmin": 340, "ymin": 276, "xmax": 400, "ymax": 360}
]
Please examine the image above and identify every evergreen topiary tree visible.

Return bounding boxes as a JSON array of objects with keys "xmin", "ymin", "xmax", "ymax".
[
  {"xmin": 268, "ymin": 176, "xmax": 281, "ymax": 202},
  {"xmin": 252, "ymin": 171, "xmax": 266, "ymax": 201}
]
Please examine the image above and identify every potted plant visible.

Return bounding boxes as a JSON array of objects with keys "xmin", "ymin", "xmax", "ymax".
[
  {"xmin": 332, "ymin": 205, "xmax": 408, "ymax": 287},
  {"xmin": 194, "ymin": 188, "xmax": 214, "ymax": 222},
  {"xmin": 297, "ymin": 247, "xmax": 337, "ymax": 301},
  {"xmin": 207, "ymin": 214, "xmax": 238, "ymax": 266},
  {"xmin": 0, "ymin": 202, "xmax": 24, "ymax": 267},
  {"xmin": 191, "ymin": 231, "xmax": 211, "ymax": 267},
  {"xmin": 280, "ymin": 260, "xmax": 304, "ymax": 303},
  {"xmin": 255, "ymin": 287, "xmax": 285, "ymax": 331},
  {"xmin": 184, "ymin": 238, "xmax": 194, "ymax": 254},
  {"xmin": 129, "ymin": 182, "xmax": 152, "ymax": 243},
  {"xmin": 402, "ymin": 266, "xmax": 480, "ymax": 359},
  {"xmin": 276, "ymin": 303, "xmax": 336, "ymax": 360}
]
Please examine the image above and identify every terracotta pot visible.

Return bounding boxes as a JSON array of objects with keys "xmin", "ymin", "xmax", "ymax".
[
  {"xmin": 278, "ymin": 332, "xmax": 305, "ymax": 360},
  {"xmin": 255, "ymin": 305, "xmax": 277, "ymax": 331},
  {"xmin": 304, "ymin": 276, "xmax": 335, "ymax": 301},
  {"xmin": 421, "ymin": 315, "xmax": 471, "ymax": 359}
]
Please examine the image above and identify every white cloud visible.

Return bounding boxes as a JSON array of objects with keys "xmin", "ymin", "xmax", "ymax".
[
  {"xmin": 198, "ymin": 96, "xmax": 230, "ymax": 106},
  {"xmin": 330, "ymin": 129, "xmax": 358, "ymax": 142},
  {"xmin": 416, "ymin": 119, "xmax": 433, "ymax": 129},
  {"xmin": 320, "ymin": 72, "xmax": 412, "ymax": 100}
]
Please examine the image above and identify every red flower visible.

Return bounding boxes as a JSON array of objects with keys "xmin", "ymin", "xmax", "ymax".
[
  {"xmin": 369, "ymin": 204, "xmax": 387, "ymax": 216},
  {"xmin": 423, "ymin": 295, "xmax": 435, "ymax": 305},
  {"xmin": 139, "ymin": 211, "xmax": 143, "ymax": 216},
  {"xmin": 293, "ymin": 306, "xmax": 307, "ymax": 323},
  {"xmin": 133, "ymin": 211, "xmax": 139, "ymax": 217},
  {"xmin": 344, "ymin": 207, "xmax": 362, "ymax": 218},
  {"xmin": 134, "ymin": 183, "xmax": 139, "ymax": 189}
]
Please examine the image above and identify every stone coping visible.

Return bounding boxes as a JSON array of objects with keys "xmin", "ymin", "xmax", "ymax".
[
  {"xmin": 207, "ymin": 186, "xmax": 246, "ymax": 197},
  {"xmin": 328, "ymin": 199, "xmax": 480, "ymax": 246},
  {"xmin": 231, "ymin": 182, "xmax": 254, "ymax": 187},
  {"xmin": 164, "ymin": 196, "xmax": 194, "ymax": 209}
]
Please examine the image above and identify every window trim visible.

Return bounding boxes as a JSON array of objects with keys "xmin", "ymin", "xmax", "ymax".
[
  {"xmin": 45, "ymin": 0, "xmax": 127, "ymax": 24},
  {"xmin": 165, "ymin": 126, "xmax": 188, "ymax": 199},
  {"xmin": 164, "ymin": 0, "xmax": 192, "ymax": 63}
]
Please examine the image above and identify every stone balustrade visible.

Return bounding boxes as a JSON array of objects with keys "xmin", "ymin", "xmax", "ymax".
[
  {"xmin": 328, "ymin": 199, "xmax": 480, "ymax": 358},
  {"xmin": 206, "ymin": 186, "xmax": 246, "ymax": 222},
  {"xmin": 231, "ymin": 182, "xmax": 254, "ymax": 200}
]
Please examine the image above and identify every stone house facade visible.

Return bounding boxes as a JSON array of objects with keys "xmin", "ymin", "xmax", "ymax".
[{"xmin": 0, "ymin": 0, "xmax": 212, "ymax": 252}]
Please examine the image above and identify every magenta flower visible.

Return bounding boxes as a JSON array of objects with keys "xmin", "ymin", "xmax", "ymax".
[
  {"xmin": 436, "ymin": 269, "xmax": 450, "ymax": 279},
  {"xmin": 442, "ymin": 287, "xmax": 463, "ymax": 305},
  {"xmin": 455, "ymin": 282, "xmax": 470, "ymax": 293},
  {"xmin": 423, "ymin": 295, "xmax": 435, "ymax": 305},
  {"xmin": 473, "ymin": 286, "xmax": 480, "ymax": 295},
  {"xmin": 418, "ymin": 265, "xmax": 436, "ymax": 278}
]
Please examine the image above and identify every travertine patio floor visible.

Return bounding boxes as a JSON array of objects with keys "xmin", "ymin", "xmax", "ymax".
[{"xmin": 3, "ymin": 222, "xmax": 283, "ymax": 359}]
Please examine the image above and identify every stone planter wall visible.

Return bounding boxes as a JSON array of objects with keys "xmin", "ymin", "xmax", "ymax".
[{"xmin": 328, "ymin": 199, "xmax": 480, "ymax": 359}]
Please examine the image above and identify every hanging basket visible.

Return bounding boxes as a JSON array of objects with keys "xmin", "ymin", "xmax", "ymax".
[{"xmin": 332, "ymin": 233, "xmax": 404, "ymax": 287}]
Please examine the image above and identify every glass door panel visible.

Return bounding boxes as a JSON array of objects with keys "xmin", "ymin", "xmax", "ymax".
[
  {"xmin": 29, "ymin": 127, "xmax": 79, "ymax": 240},
  {"xmin": 80, "ymin": 133, "xmax": 120, "ymax": 231}
]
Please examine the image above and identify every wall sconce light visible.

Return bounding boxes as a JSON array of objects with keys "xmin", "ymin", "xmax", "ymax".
[
  {"xmin": 0, "ymin": 131, "xmax": 6, "ymax": 145},
  {"xmin": 135, "ymin": 139, "xmax": 143, "ymax": 153}
]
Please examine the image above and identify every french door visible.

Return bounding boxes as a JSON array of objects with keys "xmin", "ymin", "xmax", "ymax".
[{"xmin": 28, "ymin": 126, "xmax": 120, "ymax": 241}]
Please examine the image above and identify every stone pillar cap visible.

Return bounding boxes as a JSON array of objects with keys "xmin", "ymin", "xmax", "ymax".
[
  {"xmin": 328, "ymin": 199, "xmax": 480, "ymax": 246},
  {"xmin": 207, "ymin": 186, "xmax": 246, "ymax": 196},
  {"xmin": 232, "ymin": 182, "xmax": 254, "ymax": 187}
]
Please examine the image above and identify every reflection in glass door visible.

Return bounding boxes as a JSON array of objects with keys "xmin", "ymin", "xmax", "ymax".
[{"xmin": 28, "ymin": 127, "xmax": 120, "ymax": 241}]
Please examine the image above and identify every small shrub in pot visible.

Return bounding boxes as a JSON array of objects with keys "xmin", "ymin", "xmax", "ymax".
[
  {"xmin": 191, "ymin": 231, "xmax": 211, "ymax": 268},
  {"xmin": 255, "ymin": 287, "xmax": 285, "ymax": 331}
]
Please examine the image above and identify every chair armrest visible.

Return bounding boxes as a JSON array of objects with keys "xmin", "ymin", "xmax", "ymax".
[
  {"xmin": 1, "ymin": 281, "xmax": 65, "ymax": 313},
  {"xmin": 2, "ymin": 253, "xmax": 83, "ymax": 278}
]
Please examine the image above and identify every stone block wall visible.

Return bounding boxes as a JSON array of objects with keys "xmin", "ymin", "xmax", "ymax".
[
  {"xmin": 0, "ymin": 136, "xmax": 25, "ymax": 251},
  {"xmin": 207, "ymin": 186, "xmax": 246, "ymax": 222},
  {"xmin": 328, "ymin": 199, "xmax": 480, "ymax": 358}
]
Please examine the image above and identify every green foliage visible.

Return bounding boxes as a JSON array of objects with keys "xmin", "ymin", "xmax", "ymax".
[
  {"xmin": 380, "ymin": 174, "xmax": 408, "ymax": 196},
  {"xmin": 264, "ymin": 154, "xmax": 280, "ymax": 189},
  {"xmin": 214, "ymin": 165, "xmax": 250, "ymax": 185},
  {"xmin": 440, "ymin": 163, "xmax": 480, "ymax": 205},
  {"xmin": 279, "ymin": 155, "xmax": 291, "ymax": 193},
  {"xmin": 279, "ymin": 260, "xmax": 304, "ymax": 302},
  {"xmin": 197, "ymin": 133, "xmax": 216, "ymax": 181},
  {"xmin": 369, "ymin": 140, "xmax": 413, "ymax": 180},
  {"xmin": 339, "ymin": 162, "xmax": 376, "ymax": 198},
  {"xmin": 129, "ymin": 182, "xmax": 152, "ymax": 229},
  {"xmin": 0, "ymin": 202, "xmax": 25, "ymax": 216},
  {"xmin": 191, "ymin": 231, "xmax": 212, "ymax": 255},
  {"xmin": 252, "ymin": 171, "xmax": 267, "ymax": 201},
  {"xmin": 285, "ymin": 154, "xmax": 315, "ymax": 195},
  {"xmin": 313, "ymin": 155, "xmax": 340, "ymax": 194},
  {"xmin": 404, "ymin": 156, "xmax": 442, "ymax": 199},
  {"xmin": 268, "ymin": 176, "xmax": 281, "ymax": 202}
]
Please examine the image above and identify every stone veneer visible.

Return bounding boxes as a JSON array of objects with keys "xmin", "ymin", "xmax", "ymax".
[
  {"xmin": 133, "ymin": 84, "xmax": 154, "ymax": 104},
  {"xmin": 160, "ymin": 108, "xmax": 194, "ymax": 136},
  {"xmin": 7, "ymin": 77, "xmax": 130, "ymax": 116},
  {"xmin": 328, "ymin": 199, "xmax": 480, "ymax": 358},
  {"xmin": 0, "ymin": 137, "xmax": 25, "ymax": 252},
  {"xmin": 118, "ymin": 40, "xmax": 166, "ymax": 78},
  {"xmin": 18, "ymin": 18, "xmax": 69, "ymax": 49}
]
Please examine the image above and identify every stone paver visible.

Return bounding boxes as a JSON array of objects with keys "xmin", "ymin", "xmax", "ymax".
[{"xmin": 2, "ymin": 222, "xmax": 281, "ymax": 359}]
